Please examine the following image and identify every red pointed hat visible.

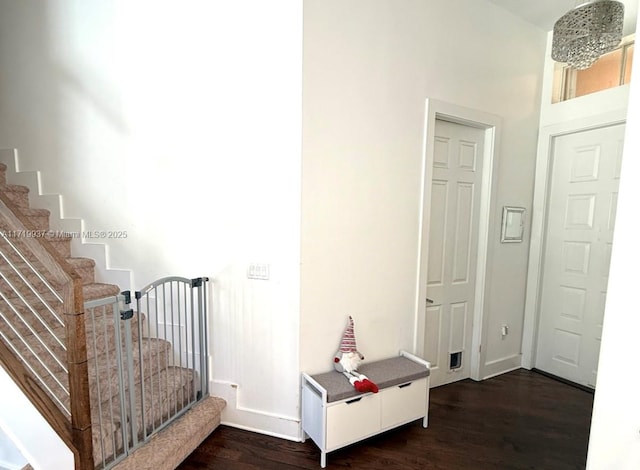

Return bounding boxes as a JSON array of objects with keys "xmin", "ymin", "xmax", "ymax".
[{"xmin": 339, "ymin": 316, "xmax": 357, "ymax": 353}]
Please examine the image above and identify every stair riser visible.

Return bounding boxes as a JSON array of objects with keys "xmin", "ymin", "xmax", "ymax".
[
  {"xmin": 85, "ymin": 314, "xmax": 144, "ymax": 360},
  {"xmin": 23, "ymin": 212, "xmax": 50, "ymax": 231},
  {"xmin": 66, "ymin": 259, "xmax": 95, "ymax": 285},
  {"xmin": 92, "ymin": 416, "xmax": 121, "ymax": 467},
  {"xmin": 77, "ymin": 266, "xmax": 95, "ymax": 285},
  {"xmin": 48, "ymin": 238, "xmax": 72, "ymax": 258},
  {"xmin": 82, "ymin": 283, "xmax": 121, "ymax": 302}
]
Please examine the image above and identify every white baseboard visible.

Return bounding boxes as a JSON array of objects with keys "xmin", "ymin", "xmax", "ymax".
[
  {"xmin": 210, "ymin": 380, "xmax": 301, "ymax": 441},
  {"xmin": 481, "ymin": 354, "xmax": 522, "ymax": 380}
]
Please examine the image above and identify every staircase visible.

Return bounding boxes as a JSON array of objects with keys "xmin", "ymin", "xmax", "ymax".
[{"xmin": 0, "ymin": 162, "xmax": 225, "ymax": 469}]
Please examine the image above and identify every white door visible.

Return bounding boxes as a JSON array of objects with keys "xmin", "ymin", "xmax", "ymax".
[
  {"xmin": 423, "ymin": 119, "xmax": 485, "ymax": 387},
  {"xmin": 535, "ymin": 123, "xmax": 625, "ymax": 388}
]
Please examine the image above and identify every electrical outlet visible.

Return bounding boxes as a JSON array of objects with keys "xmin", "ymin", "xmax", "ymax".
[{"xmin": 247, "ymin": 263, "xmax": 270, "ymax": 280}]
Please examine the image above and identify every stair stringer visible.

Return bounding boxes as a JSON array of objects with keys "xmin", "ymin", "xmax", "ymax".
[{"xmin": 0, "ymin": 148, "xmax": 133, "ymax": 291}]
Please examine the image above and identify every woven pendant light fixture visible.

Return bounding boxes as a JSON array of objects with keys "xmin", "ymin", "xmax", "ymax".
[{"xmin": 552, "ymin": 0, "xmax": 625, "ymax": 70}]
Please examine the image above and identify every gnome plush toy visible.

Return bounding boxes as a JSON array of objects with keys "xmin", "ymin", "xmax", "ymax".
[{"xmin": 333, "ymin": 316, "xmax": 379, "ymax": 393}]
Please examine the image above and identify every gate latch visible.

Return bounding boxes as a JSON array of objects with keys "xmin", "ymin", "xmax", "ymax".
[{"xmin": 120, "ymin": 309, "xmax": 134, "ymax": 321}]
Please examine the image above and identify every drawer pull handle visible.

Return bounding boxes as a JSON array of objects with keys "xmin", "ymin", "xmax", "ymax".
[
  {"xmin": 346, "ymin": 397, "xmax": 362, "ymax": 404},
  {"xmin": 399, "ymin": 382, "xmax": 412, "ymax": 389}
]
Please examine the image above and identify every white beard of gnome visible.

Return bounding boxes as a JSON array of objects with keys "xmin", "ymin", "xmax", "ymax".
[{"xmin": 333, "ymin": 316, "xmax": 379, "ymax": 394}]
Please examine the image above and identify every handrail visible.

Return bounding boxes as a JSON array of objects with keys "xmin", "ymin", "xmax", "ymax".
[{"xmin": 0, "ymin": 192, "xmax": 93, "ymax": 470}]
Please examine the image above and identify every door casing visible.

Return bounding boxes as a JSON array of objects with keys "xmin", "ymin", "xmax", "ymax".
[
  {"xmin": 415, "ymin": 99, "xmax": 502, "ymax": 382},
  {"xmin": 522, "ymin": 109, "xmax": 628, "ymax": 369}
]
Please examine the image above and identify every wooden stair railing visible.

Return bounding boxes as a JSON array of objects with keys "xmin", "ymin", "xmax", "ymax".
[{"xmin": 0, "ymin": 191, "xmax": 93, "ymax": 470}]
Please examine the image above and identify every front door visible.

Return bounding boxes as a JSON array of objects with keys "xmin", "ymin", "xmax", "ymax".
[
  {"xmin": 535, "ymin": 123, "xmax": 625, "ymax": 388},
  {"xmin": 423, "ymin": 119, "xmax": 485, "ymax": 387}
]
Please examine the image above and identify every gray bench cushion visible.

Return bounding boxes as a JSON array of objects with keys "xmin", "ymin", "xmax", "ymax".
[{"xmin": 311, "ymin": 356, "xmax": 430, "ymax": 403}]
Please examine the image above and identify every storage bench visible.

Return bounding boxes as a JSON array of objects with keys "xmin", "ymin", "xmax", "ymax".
[{"xmin": 301, "ymin": 350, "xmax": 430, "ymax": 467}]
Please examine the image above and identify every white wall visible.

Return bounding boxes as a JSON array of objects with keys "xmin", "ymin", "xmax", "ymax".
[
  {"xmin": 587, "ymin": 9, "xmax": 640, "ymax": 467},
  {"xmin": 0, "ymin": 0, "xmax": 302, "ymax": 444},
  {"xmin": 301, "ymin": 0, "xmax": 546, "ymax": 376},
  {"xmin": 0, "ymin": 367, "xmax": 73, "ymax": 470},
  {"xmin": 0, "ymin": 427, "xmax": 27, "ymax": 470}
]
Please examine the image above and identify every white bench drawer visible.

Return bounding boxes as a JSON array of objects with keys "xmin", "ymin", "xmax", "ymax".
[
  {"xmin": 381, "ymin": 378, "xmax": 427, "ymax": 429},
  {"xmin": 326, "ymin": 393, "xmax": 381, "ymax": 450}
]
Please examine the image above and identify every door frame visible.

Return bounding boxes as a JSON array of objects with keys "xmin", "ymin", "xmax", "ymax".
[
  {"xmin": 414, "ymin": 99, "xmax": 502, "ymax": 381},
  {"xmin": 521, "ymin": 109, "xmax": 627, "ymax": 369}
]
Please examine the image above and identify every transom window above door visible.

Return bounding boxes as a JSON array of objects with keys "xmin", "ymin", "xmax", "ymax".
[{"xmin": 552, "ymin": 34, "xmax": 634, "ymax": 103}]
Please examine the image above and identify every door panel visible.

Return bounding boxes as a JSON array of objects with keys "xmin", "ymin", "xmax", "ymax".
[
  {"xmin": 535, "ymin": 124, "xmax": 625, "ymax": 388},
  {"xmin": 452, "ymin": 182, "xmax": 474, "ymax": 283},
  {"xmin": 424, "ymin": 305, "xmax": 442, "ymax": 371},
  {"xmin": 427, "ymin": 181, "xmax": 448, "ymax": 284},
  {"xmin": 424, "ymin": 120, "xmax": 485, "ymax": 387}
]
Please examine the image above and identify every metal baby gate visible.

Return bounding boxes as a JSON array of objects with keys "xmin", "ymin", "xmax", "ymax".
[{"xmin": 84, "ymin": 276, "xmax": 209, "ymax": 469}]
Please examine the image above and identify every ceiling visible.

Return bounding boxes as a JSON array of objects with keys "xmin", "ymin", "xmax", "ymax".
[{"xmin": 487, "ymin": 0, "xmax": 638, "ymax": 34}]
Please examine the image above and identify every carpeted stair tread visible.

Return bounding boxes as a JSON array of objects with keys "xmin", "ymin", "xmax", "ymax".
[
  {"xmin": 82, "ymin": 282, "xmax": 121, "ymax": 301},
  {"xmin": 85, "ymin": 311, "xmax": 144, "ymax": 359},
  {"xmin": 110, "ymin": 396, "xmax": 226, "ymax": 470},
  {"xmin": 0, "ymin": 183, "xmax": 28, "ymax": 193},
  {"xmin": 66, "ymin": 257, "xmax": 95, "ymax": 267}
]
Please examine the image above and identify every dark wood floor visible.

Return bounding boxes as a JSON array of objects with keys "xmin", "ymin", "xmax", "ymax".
[{"xmin": 178, "ymin": 369, "xmax": 594, "ymax": 470}]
